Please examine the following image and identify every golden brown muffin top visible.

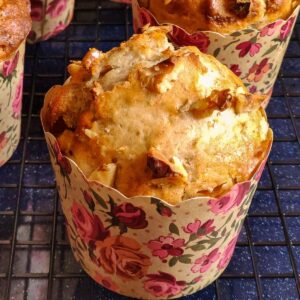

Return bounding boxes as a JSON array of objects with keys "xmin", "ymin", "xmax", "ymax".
[
  {"xmin": 43, "ymin": 27, "xmax": 272, "ymax": 205},
  {"xmin": 0, "ymin": 0, "xmax": 32, "ymax": 60},
  {"xmin": 139, "ymin": 0, "xmax": 299, "ymax": 34}
]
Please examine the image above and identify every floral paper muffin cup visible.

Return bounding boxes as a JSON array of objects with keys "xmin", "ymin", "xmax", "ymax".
[
  {"xmin": 132, "ymin": 1, "xmax": 300, "ymax": 107},
  {"xmin": 0, "ymin": 42, "xmax": 26, "ymax": 166},
  {"xmin": 28, "ymin": 0, "xmax": 75, "ymax": 43},
  {"xmin": 41, "ymin": 109, "xmax": 272, "ymax": 299}
]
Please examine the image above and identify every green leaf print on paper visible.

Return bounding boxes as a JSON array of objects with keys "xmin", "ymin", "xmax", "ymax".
[
  {"xmin": 213, "ymin": 48, "xmax": 221, "ymax": 57},
  {"xmin": 235, "ymin": 219, "xmax": 242, "ymax": 232},
  {"xmin": 188, "ymin": 233, "xmax": 198, "ymax": 243},
  {"xmin": 230, "ymin": 31, "xmax": 242, "ymax": 37},
  {"xmin": 243, "ymin": 29, "xmax": 255, "ymax": 34},
  {"xmin": 262, "ymin": 44, "xmax": 278, "ymax": 57},
  {"xmin": 190, "ymin": 243, "xmax": 206, "ymax": 251},
  {"xmin": 221, "ymin": 227, "xmax": 227, "ymax": 236},
  {"xmin": 91, "ymin": 190, "xmax": 108, "ymax": 209},
  {"xmin": 169, "ymin": 256, "xmax": 179, "ymax": 267},
  {"xmin": 209, "ymin": 237, "xmax": 221, "ymax": 248},
  {"xmin": 224, "ymin": 39, "xmax": 240, "ymax": 51},
  {"xmin": 169, "ymin": 223, "xmax": 180, "ymax": 236},
  {"xmin": 249, "ymin": 36, "xmax": 258, "ymax": 44},
  {"xmin": 178, "ymin": 254, "xmax": 193, "ymax": 264},
  {"xmin": 211, "ymin": 231, "xmax": 218, "ymax": 237},
  {"xmin": 231, "ymin": 220, "xmax": 236, "ymax": 229},
  {"xmin": 272, "ymin": 38, "xmax": 284, "ymax": 44}
]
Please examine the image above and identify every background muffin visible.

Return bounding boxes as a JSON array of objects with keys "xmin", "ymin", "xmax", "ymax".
[
  {"xmin": 0, "ymin": 0, "xmax": 31, "ymax": 59},
  {"xmin": 139, "ymin": 0, "xmax": 299, "ymax": 34},
  {"xmin": 133, "ymin": 0, "xmax": 300, "ymax": 107},
  {"xmin": 0, "ymin": 0, "xmax": 31, "ymax": 166},
  {"xmin": 43, "ymin": 26, "xmax": 272, "ymax": 205}
]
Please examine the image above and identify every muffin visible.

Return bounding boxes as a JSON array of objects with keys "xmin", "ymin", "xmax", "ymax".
[
  {"xmin": 133, "ymin": 1, "xmax": 299, "ymax": 107},
  {"xmin": 139, "ymin": 0, "xmax": 300, "ymax": 34},
  {"xmin": 0, "ymin": 0, "xmax": 31, "ymax": 59},
  {"xmin": 41, "ymin": 27, "xmax": 273, "ymax": 299},
  {"xmin": 0, "ymin": 0, "xmax": 31, "ymax": 166},
  {"xmin": 43, "ymin": 26, "xmax": 272, "ymax": 205}
]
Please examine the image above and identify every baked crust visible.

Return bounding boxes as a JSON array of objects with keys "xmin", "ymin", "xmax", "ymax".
[
  {"xmin": 0, "ymin": 0, "xmax": 31, "ymax": 60},
  {"xmin": 139, "ymin": 0, "xmax": 299, "ymax": 34},
  {"xmin": 43, "ymin": 26, "xmax": 272, "ymax": 205}
]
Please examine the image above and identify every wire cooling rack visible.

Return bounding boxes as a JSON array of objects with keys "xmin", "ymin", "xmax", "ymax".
[{"xmin": 0, "ymin": 1, "xmax": 300, "ymax": 299}]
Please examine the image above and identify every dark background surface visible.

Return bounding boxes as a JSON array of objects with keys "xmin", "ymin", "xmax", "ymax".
[{"xmin": 1, "ymin": 0, "xmax": 300, "ymax": 299}]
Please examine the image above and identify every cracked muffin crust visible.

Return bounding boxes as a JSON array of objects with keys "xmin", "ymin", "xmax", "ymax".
[
  {"xmin": 139, "ymin": 0, "xmax": 300, "ymax": 34},
  {"xmin": 43, "ymin": 26, "xmax": 272, "ymax": 205},
  {"xmin": 0, "ymin": 0, "xmax": 31, "ymax": 60}
]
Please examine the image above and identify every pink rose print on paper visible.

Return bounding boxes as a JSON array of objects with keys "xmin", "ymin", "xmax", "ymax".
[
  {"xmin": 43, "ymin": 22, "xmax": 68, "ymax": 40},
  {"xmin": 171, "ymin": 27, "xmax": 210, "ymax": 53},
  {"xmin": 71, "ymin": 202, "xmax": 110, "ymax": 243},
  {"xmin": 30, "ymin": 0, "xmax": 44, "ymax": 22},
  {"xmin": 158, "ymin": 206, "xmax": 173, "ymax": 217},
  {"xmin": 247, "ymin": 58, "xmax": 271, "ymax": 83},
  {"xmin": 209, "ymin": 193, "xmax": 236, "ymax": 214},
  {"xmin": 144, "ymin": 272, "xmax": 186, "ymax": 298},
  {"xmin": 218, "ymin": 235, "xmax": 238, "ymax": 270},
  {"xmin": 234, "ymin": 182, "xmax": 251, "ymax": 206},
  {"xmin": 94, "ymin": 236, "xmax": 151, "ymax": 280},
  {"xmin": 183, "ymin": 219, "xmax": 215, "ymax": 236},
  {"xmin": 209, "ymin": 182, "xmax": 251, "ymax": 214},
  {"xmin": 236, "ymin": 41, "xmax": 262, "ymax": 57},
  {"xmin": 94, "ymin": 273, "xmax": 119, "ymax": 292},
  {"xmin": 53, "ymin": 141, "xmax": 72, "ymax": 176},
  {"xmin": 192, "ymin": 276, "xmax": 202, "ymax": 284},
  {"xmin": 249, "ymin": 86, "xmax": 257, "ymax": 93},
  {"xmin": 147, "ymin": 236, "xmax": 185, "ymax": 260},
  {"xmin": 2, "ymin": 52, "xmax": 19, "ymax": 78},
  {"xmin": 134, "ymin": 8, "xmax": 156, "ymax": 32},
  {"xmin": 260, "ymin": 20, "xmax": 283, "ymax": 37},
  {"xmin": 0, "ymin": 132, "xmax": 7, "ymax": 151},
  {"xmin": 151, "ymin": 198, "xmax": 174, "ymax": 217},
  {"xmin": 112, "ymin": 203, "xmax": 148, "ymax": 229},
  {"xmin": 46, "ymin": 0, "xmax": 67, "ymax": 18},
  {"xmin": 230, "ymin": 64, "xmax": 242, "ymax": 77},
  {"xmin": 191, "ymin": 248, "xmax": 220, "ymax": 273},
  {"xmin": 12, "ymin": 74, "xmax": 24, "ymax": 118},
  {"xmin": 280, "ymin": 17, "xmax": 295, "ymax": 41}
]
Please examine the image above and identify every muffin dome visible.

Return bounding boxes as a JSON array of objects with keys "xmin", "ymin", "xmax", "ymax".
[
  {"xmin": 139, "ymin": 0, "xmax": 299, "ymax": 34},
  {"xmin": 0, "ymin": 0, "xmax": 31, "ymax": 60},
  {"xmin": 43, "ymin": 26, "xmax": 272, "ymax": 204}
]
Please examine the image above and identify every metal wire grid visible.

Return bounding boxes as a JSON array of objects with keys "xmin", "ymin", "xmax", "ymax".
[{"xmin": 0, "ymin": 0, "xmax": 300, "ymax": 299}]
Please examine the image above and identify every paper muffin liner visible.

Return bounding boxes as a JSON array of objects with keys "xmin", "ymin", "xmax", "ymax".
[
  {"xmin": 0, "ymin": 42, "xmax": 26, "ymax": 166},
  {"xmin": 27, "ymin": 0, "xmax": 75, "ymax": 43},
  {"xmin": 132, "ymin": 1, "xmax": 300, "ymax": 107},
  {"xmin": 41, "ymin": 109, "xmax": 273, "ymax": 299}
]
